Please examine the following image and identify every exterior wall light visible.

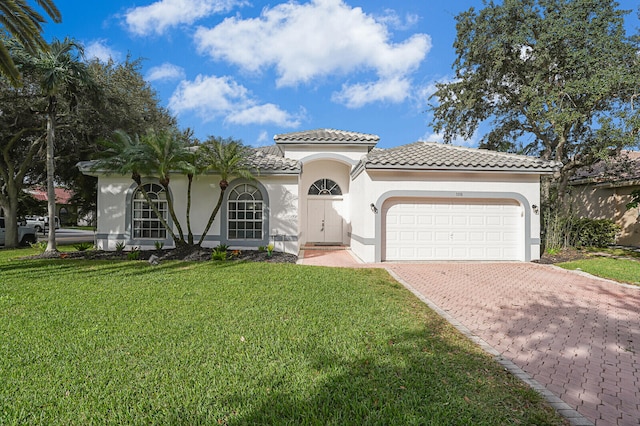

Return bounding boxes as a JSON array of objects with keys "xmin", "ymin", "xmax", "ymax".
[
  {"xmin": 370, "ymin": 203, "xmax": 378, "ymax": 214},
  {"xmin": 532, "ymin": 204, "xmax": 539, "ymax": 215}
]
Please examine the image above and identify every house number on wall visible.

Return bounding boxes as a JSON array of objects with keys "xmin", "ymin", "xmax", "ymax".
[{"xmin": 455, "ymin": 192, "xmax": 463, "ymax": 197}]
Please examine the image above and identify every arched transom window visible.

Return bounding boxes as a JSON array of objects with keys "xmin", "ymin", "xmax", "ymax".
[
  {"xmin": 308, "ymin": 179, "xmax": 342, "ymax": 196},
  {"xmin": 228, "ymin": 183, "xmax": 264, "ymax": 240},
  {"xmin": 132, "ymin": 183, "xmax": 167, "ymax": 239}
]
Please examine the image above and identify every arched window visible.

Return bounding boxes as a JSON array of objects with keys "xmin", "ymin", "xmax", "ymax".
[
  {"xmin": 132, "ymin": 183, "xmax": 167, "ymax": 239},
  {"xmin": 308, "ymin": 178, "xmax": 342, "ymax": 196},
  {"xmin": 228, "ymin": 183, "xmax": 263, "ymax": 240}
]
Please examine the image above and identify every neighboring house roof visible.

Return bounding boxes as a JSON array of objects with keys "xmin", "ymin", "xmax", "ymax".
[
  {"xmin": 570, "ymin": 151, "xmax": 640, "ymax": 186},
  {"xmin": 353, "ymin": 141, "xmax": 560, "ymax": 175},
  {"xmin": 26, "ymin": 187, "xmax": 74, "ymax": 204},
  {"xmin": 274, "ymin": 128, "xmax": 380, "ymax": 145}
]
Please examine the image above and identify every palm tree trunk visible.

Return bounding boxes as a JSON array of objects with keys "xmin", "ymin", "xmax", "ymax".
[
  {"xmin": 45, "ymin": 100, "xmax": 57, "ymax": 253},
  {"xmin": 186, "ymin": 174, "xmax": 194, "ymax": 245},
  {"xmin": 162, "ymin": 183, "xmax": 185, "ymax": 245},
  {"xmin": 197, "ymin": 190, "xmax": 225, "ymax": 246}
]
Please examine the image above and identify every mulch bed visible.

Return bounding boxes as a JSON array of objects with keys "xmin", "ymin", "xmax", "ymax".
[
  {"xmin": 534, "ymin": 248, "xmax": 589, "ymax": 264},
  {"xmin": 28, "ymin": 246, "xmax": 298, "ymax": 264}
]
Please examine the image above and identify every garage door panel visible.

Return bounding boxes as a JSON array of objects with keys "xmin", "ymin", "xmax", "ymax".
[
  {"xmin": 417, "ymin": 231, "xmax": 433, "ymax": 241},
  {"xmin": 452, "ymin": 216, "xmax": 467, "ymax": 225},
  {"xmin": 435, "ymin": 216, "xmax": 450, "ymax": 225},
  {"xmin": 384, "ymin": 199, "xmax": 522, "ymax": 261}
]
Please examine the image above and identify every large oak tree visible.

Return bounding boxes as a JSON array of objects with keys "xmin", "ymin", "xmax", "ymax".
[{"xmin": 430, "ymin": 0, "xmax": 640, "ymax": 204}]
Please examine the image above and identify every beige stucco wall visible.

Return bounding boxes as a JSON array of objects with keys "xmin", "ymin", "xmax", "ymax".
[{"xmin": 568, "ymin": 184, "xmax": 640, "ymax": 246}]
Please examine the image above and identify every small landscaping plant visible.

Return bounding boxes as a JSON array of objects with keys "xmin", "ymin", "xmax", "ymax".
[
  {"xmin": 258, "ymin": 245, "xmax": 266, "ymax": 252},
  {"xmin": 127, "ymin": 247, "xmax": 141, "ymax": 260},
  {"xmin": 154, "ymin": 241, "xmax": 164, "ymax": 251},
  {"xmin": 266, "ymin": 243, "xmax": 274, "ymax": 256},
  {"xmin": 212, "ymin": 244, "xmax": 228, "ymax": 261},
  {"xmin": 29, "ymin": 241, "xmax": 47, "ymax": 253},
  {"xmin": 73, "ymin": 242, "xmax": 93, "ymax": 252},
  {"xmin": 115, "ymin": 241, "xmax": 126, "ymax": 254}
]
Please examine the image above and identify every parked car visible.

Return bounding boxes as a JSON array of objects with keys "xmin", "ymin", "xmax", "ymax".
[
  {"xmin": 25, "ymin": 215, "xmax": 60, "ymax": 233},
  {"xmin": 0, "ymin": 217, "xmax": 38, "ymax": 246}
]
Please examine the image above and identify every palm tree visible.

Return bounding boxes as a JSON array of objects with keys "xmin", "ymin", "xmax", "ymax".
[
  {"xmin": 0, "ymin": 0, "xmax": 61, "ymax": 85},
  {"xmin": 94, "ymin": 129, "xmax": 197, "ymax": 247},
  {"xmin": 12, "ymin": 37, "xmax": 94, "ymax": 252},
  {"xmin": 197, "ymin": 137, "xmax": 254, "ymax": 247},
  {"xmin": 135, "ymin": 129, "xmax": 194, "ymax": 246}
]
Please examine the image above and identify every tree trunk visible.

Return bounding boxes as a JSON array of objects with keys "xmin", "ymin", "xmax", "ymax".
[
  {"xmin": 197, "ymin": 189, "xmax": 225, "ymax": 247},
  {"xmin": 45, "ymin": 99, "xmax": 57, "ymax": 253},
  {"xmin": 0, "ymin": 193, "xmax": 20, "ymax": 248},
  {"xmin": 186, "ymin": 174, "xmax": 194, "ymax": 245}
]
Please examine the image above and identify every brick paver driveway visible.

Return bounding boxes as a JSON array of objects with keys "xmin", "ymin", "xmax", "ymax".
[{"xmin": 386, "ymin": 262, "xmax": 639, "ymax": 426}]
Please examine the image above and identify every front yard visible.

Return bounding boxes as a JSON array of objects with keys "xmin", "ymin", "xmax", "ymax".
[{"xmin": 0, "ymin": 247, "xmax": 564, "ymax": 425}]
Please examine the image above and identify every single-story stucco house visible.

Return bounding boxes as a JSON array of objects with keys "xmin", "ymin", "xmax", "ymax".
[
  {"xmin": 567, "ymin": 150, "xmax": 640, "ymax": 246},
  {"xmin": 79, "ymin": 128, "xmax": 559, "ymax": 262}
]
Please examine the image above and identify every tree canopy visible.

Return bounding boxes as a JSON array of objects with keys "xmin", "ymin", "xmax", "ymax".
[{"xmin": 430, "ymin": 0, "xmax": 640, "ymax": 201}]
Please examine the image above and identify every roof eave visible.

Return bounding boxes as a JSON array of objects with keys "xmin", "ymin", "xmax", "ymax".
[{"xmin": 364, "ymin": 164, "xmax": 557, "ymax": 174}]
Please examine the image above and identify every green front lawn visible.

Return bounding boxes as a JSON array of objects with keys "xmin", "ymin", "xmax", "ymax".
[
  {"xmin": 0, "ymin": 248, "xmax": 563, "ymax": 425},
  {"xmin": 558, "ymin": 256, "xmax": 640, "ymax": 286}
]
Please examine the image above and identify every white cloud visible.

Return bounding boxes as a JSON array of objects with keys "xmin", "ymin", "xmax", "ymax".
[
  {"xmin": 375, "ymin": 9, "xmax": 419, "ymax": 31},
  {"xmin": 194, "ymin": 0, "xmax": 431, "ymax": 93},
  {"xmin": 227, "ymin": 104, "xmax": 301, "ymax": 127},
  {"xmin": 124, "ymin": 0, "xmax": 247, "ymax": 36},
  {"xmin": 146, "ymin": 63, "xmax": 186, "ymax": 82},
  {"xmin": 421, "ymin": 131, "xmax": 479, "ymax": 148},
  {"xmin": 84, "ymin": 39, "xmax": 120, "ymax": 62},
  {"xmin": 256, "ymin": 130, "xmax": 269, "ymax": 144},
  {"xmin": 332, "ymin": 76, "xmax": 411, "ymax": 108},
  {"xmin": 168, "ymin": 74, "xmax": 300, "ymax": 127}
]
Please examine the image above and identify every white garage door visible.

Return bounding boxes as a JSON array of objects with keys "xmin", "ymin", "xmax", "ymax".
[{"xmin": 384, "ymin": 198, "xmax": 523, "ymax": 261}]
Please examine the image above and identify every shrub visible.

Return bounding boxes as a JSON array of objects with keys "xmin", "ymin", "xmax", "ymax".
[
  {"xmin": 127, "ymin": 247, "xmax": 141, "ymax": 261},
  {"xmin": 571, "ymin": 218, "xmax": 619, "ymax": 248},
  {"xmin": 29, "ymin": 241, "xmax": 47, "ymax": 253},
  {"xmin": 214, "ymin": 244, "xmax": 229, "ymax": 252},
  {"xmin": 544, "ymin": 214, "xmax": 619, "ymax": 252},
  {"xmin": 115, "ymin": 241, "xmax": 126, "ymax": 254},
  {"xmin": 74, "ymin": 242, "xmax": 93, "ymax": 252},
  {"xmin": 257, "ymin": 246, "xmax": 266, "ymax": 252},
  {"xmin": 211, "ymin": 248, "xmax": 227, "ymax": 261}
]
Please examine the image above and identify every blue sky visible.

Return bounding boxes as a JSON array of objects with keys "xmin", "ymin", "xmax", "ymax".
[{"xmin": 43, "ymin": 0, "xmax": 639, "ymax": 149}]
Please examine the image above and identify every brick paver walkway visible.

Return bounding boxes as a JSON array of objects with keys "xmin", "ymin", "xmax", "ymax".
[{"xmin": 386, "ymin": 262, "xmax": 640, "ymax": 426}]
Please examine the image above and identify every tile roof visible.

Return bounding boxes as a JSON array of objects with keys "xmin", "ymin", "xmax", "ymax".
[
  {"xmin": 26, "ymin": 187, "xmax": 74, "ymax": 204},
  {"xmin": 570, "ymin": 151, "xmax": 640, "ymax": 184},
  {"xmin": 359, "ymin": 142, "xmax": 560, "ymax": 173},
  {"xmin": 274, "ymin": 128, "xmax": 379, "ymax": 144},
  {"xmin": 247, "ymin": 146, "xmax": 300, "ymax": 174}
]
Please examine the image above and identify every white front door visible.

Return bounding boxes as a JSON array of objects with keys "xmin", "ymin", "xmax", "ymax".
[{"xmin": 307, "ymin": 199, "xmax": 343, "ymax": 243}]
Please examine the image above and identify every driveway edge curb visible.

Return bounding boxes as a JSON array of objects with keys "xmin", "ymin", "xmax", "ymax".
[{"xmin": 385, "ymin": 268, "xmax": 594, "ymax": 426}]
